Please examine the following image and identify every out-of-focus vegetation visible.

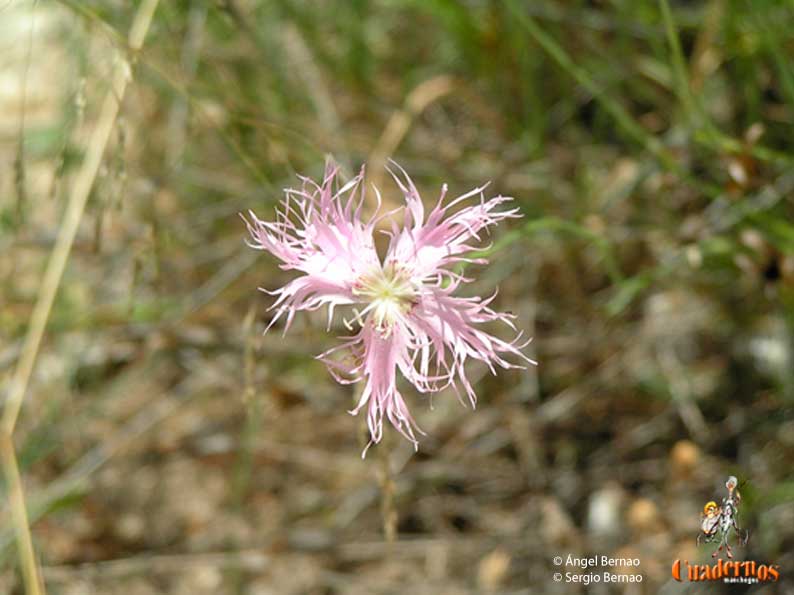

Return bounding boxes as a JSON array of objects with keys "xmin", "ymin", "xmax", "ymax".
[{"xmin": 1, "ymin": 0, "xmax": 793, "ymax": 593}]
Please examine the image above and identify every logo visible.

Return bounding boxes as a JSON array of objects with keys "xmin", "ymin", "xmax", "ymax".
[
  {"xmin": 697, "ymin": 475, "xmax": 748, "ymax": 559},
  {"xmin": 671, "ymin": 559, "xmax": 779, "ymax": 584},
  {"xmin": 671, "ymin": 476, "xmax": 781, "ymax": 584}
]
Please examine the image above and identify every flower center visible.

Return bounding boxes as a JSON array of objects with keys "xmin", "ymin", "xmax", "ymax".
[{"xmin": 352, "ymin": 263, "xmax": 417, "ymax": 330}]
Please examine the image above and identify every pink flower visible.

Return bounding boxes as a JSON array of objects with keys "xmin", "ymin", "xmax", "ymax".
[{"xmin": 243, "ymin": 160, "xmax": 535, "ymax": 456}]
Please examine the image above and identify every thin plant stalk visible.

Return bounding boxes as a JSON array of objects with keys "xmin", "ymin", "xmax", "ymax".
[
  {"xmin": 353, "ymin": 386, "xmax": 397, "ymax": 541},
  {"xmin": 0, "ymin": 434, "xmax": 44, "ymax": 595},
  {"xmin": 377, "ymin": 441, "xmax": 397, "ymax": 542},
  {"xmin": 1, "ymin": 0, "xmax": 160, "ymax": 592},
  {"xmin": 658, "ymin": 0, "xmax": 699, "ymax": 125}
]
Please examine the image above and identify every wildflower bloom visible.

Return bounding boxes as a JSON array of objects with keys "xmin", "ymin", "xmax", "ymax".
[{"xmin": 243, "ymin": 161, "xmax": 535, "ymax": 455}]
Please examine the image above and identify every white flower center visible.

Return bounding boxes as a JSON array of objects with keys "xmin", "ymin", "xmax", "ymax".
[{"xmin": 352, "ymin": 263, "xmax": 417, "ymax": 330}]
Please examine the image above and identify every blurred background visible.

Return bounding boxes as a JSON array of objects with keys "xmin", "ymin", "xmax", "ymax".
[{"xmin": 1, "ymin": 0, "xmax": 793, "ymax": 593}]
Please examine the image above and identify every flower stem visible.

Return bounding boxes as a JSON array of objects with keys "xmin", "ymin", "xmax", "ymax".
[{"xmin": 377, "ymin": 436, "xmax": 397, "ymax": 542}]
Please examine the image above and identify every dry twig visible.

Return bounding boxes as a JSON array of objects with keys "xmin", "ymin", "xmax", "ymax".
[{"xmin": 1, "ymin": 1, "xmax": 161, "ymax": 592}]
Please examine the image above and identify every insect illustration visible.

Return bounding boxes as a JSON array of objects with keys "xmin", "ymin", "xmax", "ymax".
[{"xmin": 697, "ymin": 476, "xmax": 749, "ymax": 559}]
